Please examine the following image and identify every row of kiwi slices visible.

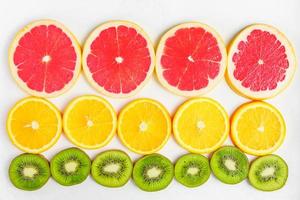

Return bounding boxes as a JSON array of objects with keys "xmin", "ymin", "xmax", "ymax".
[{"xmin": 9, "ymin": 146, "xmax": 288, "ymax": 192}]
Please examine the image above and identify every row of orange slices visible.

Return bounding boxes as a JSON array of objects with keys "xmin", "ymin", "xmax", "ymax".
[{"xmin": 7, "ymin": 95, "xmax": 285, "ymax": 156}]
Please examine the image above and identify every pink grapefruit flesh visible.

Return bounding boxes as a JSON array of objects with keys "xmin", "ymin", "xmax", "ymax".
[
  {"xmin": 227, "ymin": 24, "xmax": 296, "ymax": 99},
  {"xmin": 82, "ymin": 21, "xmax": 155, "ymax": 97},
  {"xmin": 9, "ymin": 20, "xmax": 81, "ymax": 97},
  {"xmin": 156, "ymin": 22, "xmax": 227, "ymax": 96}
]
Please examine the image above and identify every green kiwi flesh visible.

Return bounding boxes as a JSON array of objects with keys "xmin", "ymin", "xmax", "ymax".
[
  {"xmin": 50, "ymin": 147, "xmax": 91, "ymax": 186},
  {"xmin": 91, "ymin": 150, "xmax": 133, "ymax": 187},
  {"xmin": 9, "ymin": 153, "xmax": 50, "ymax": 191},
  {"xmin": 175, "ymin": 153, "xmax": 210, "ymax": 187},
  {"xmin": 210, "ymin": 146, "xmax": 249, "ymax": 184},
  {"xmin": 133, "ymin": 153, "xmax": 174, "ymax": 192},
  {"xmin": 249, "ymin": 155, "xmax": 288, "ymax": 191}
]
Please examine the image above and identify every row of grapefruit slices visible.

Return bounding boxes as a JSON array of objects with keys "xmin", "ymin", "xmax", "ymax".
[
  {"xmin": 7, "ymin": 95, "xmax": 285, "ymax": 156},
  {"xmin": 9, "ymin": 19, "xmax": 297, "ymax": 99}
]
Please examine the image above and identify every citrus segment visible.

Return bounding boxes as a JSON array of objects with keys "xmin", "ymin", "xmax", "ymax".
[
  {"xmin": 63, "ymin": 95, "xmax": 117, "ymax": 149},
  {"xmin": 156, "ymin": 22, "xmax": 227, "ymax": 96},
  {"xmin": 227, "ymin": 24, "xmax": 297, "ymax": 99},
  {"xmin": 117, "ymin": 99, "xmax": 171, "ymax": 154},
  {"xmin": 7, "ymin": 97, "xmax": 62, "ymax": 153},
  {"xmin": 231, "ymin": 101, "xmax": 286, "ymax": 156},
  {"xmin": 173, "ymin": 98, "xmax": 229, "ymax": 154},
  {"xmin": 9, "ymin": 19, "xmax": 81, "ymax": 97},
  {"xmin": 82, "ymin": 21, "xmax": 155, "ymax": 98}
]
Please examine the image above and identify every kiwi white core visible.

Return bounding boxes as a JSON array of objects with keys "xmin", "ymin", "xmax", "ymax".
[
  {"xmin": 103, "ymin": 163, "xmax": 121, "ymax": 173},
  {"xmin": 147, "ymin": 167, "xmax": 161, "ymax": 178},
  {"xmin": 261, "ymin": 166, "xmax": 275, "ymax": 177},
  {"xmin": 139, "ymin": 121, "xmax": 148, "ymax": 132},
  {"xmin": 224, "ymin": 159, "xmax": 237, "ymax": 171},
  {"xmin": 64, "ymin": 161, "xmax": 78, "ymax": 173},
  {"xmin": 187, "ymin": 167, "xmax": 199, "ymax": 175},
  {"xmin": 42, "ymin": 55, "xmax": 51, "ymax": 63},
  {"xmin": 23, "ymin": 166, "xmax": 38, "ymax": 178},
  {"xmin": 115, "ymin": 56, "xmax": 123, "ymax": 64}
]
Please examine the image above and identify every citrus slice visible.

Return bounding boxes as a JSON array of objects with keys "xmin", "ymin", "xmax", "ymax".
[
  {"xmin": 227, "ymin": 24, "xmax": 297, "ymax": 99},
  {"xmin": 7, "ymin": 97, "xmax": 62, "ymax": 153},
  {"xmin": 231, "ymin": 101, "xmax": 286, "ymax": 156},
  {"xmin": 156, "ymin": 22, "xmax": 227, "ymax": 96},
  {"xmin": 82, "ymin": 21, "xmax": 155, "ymax": 98},
  {"xmin": 63, "ymin": 95, "xmax": 117, "ymax": 149},
  {"xmin": 118, "ymin": 99, "xmax": 171, "ymax": 154},
  {"xmin": 173, "ymin": 98, "xmax": 229, "ymax": 154},
  {"xmin": 9, "ymin": 19, "xmax": 81, "ymax": 97}
]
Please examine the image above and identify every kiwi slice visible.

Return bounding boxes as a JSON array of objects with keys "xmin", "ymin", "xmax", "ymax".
[
  {"xmin": 210, "ymin": 146, "xmax": 249, "ymax": 184},
  {"xmin": 91, "ymin": 150, "xmax": 133, "ymax": 187},
  {"xmin": 175, "ymin": 153, "xmax": 210, "ymax": 187},
  {"xmin": 9, "ymin": 153, "xmax": 50, "ymax": 191},
  {"xmin": 249, "ymin": 155, "xmax": 288, "ymax": 191},
  {"xmin": 50, "ymin": 147, "xmax": 91, "ymax": 186},
  {"xmin": 133, "ymin": 153, "xmax": 174, "ymax": 192}
]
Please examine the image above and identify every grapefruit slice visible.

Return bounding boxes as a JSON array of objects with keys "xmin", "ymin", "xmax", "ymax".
[
  {"xmin": 9, "ymin": 19, "xmax": 81, "ymax": 98},
  {"xmin": 156, "ymin": 22, "xmax": 227, "ymax": 96},
  {"xmin": 82, "ymin": 21, "xmax": 155, "ymax": 98},
  {"xmin": 227, "ymin": 24, "xmax": 297, "ymax": 99}
]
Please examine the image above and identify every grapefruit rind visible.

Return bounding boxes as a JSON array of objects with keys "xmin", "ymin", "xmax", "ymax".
[
  {"xmin": 117, "ymin": 98, "xmax": 171, "ymax": 154},
  {"xmin": 8, "ymin": 19, "xmax": 82, "ymax": 98},
  {"xmin": 156, "ymin": 22, "xmax": 227, "ymax": 97},
  {"xmin": 6, "ymin": 97, "xmax": 62, "ymax": 153},
  {"xmin": 173, "ymin": 97, "xmax": 229, "ymax": 154},
  {"xmin": 227, "ymin": 24, "xmax": 297, "ymax": 100},
  {"xmin": 63, "ymin": 95, "xmax": 117, "ymax": 149},
  {"xmin": 231, "ymin": 101, "xmax": 286, "ymax": 156},
  {"xmin": 82, "ymin": 20, "xmax": 155, "ymax": 98}
]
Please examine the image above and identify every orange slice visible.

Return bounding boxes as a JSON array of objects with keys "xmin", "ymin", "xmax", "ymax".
[
  {"xmin": 7, "ymin": 97, "xmax": 62, "ymax": 153},
  {"xmin": 231, "ymin": 101, "xmax": 286, "ymax": 156},
  {"xmin": 173, "ymin": 98, "xmax": 229, "ymax": 154},
  {"xmin": 63, "ymin": 95, "xmax": 117, "ymax": 149},
  {"xmin": 117, "ymin": 98, "xmax": 171, "ymax": 154}
]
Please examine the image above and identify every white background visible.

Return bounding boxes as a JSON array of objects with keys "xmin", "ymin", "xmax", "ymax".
[{"xmin": 0, "ymin": 0, "xmax": 299, "ymax": 199}]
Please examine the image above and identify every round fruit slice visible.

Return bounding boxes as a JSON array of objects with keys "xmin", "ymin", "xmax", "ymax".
[
  {"xmin": 173, "ymin": 98, "xmax": 229, "ymax": 154},
  {"xmin": 91, "ymin": 150, "xmax": 133, "ymax": 187},
  {"xmin": 7, "ymin": 97, "xmax": 62, "ymax": 153},
  {"xmin": 82, "ymin": 20, "xmax": 155, "ymax": 98},
  {"xmin": 231, "ymin": 101, "xmax": 286, "ymax": 156},
  {"xmin": 118, "ymin": 98, "xmax": 171, "ymax": 154},
  {"xmin": 249, "ymin": 155, "xmax": 288, "ymax": 191},
  {"xmin": 133, "ymin": 154, "xmax": 174, "ymax": 192},
  {"xmin": 227, "ymin": 24, "xmax": 297, "ymax": 99},
  {"xmin": 210, "ymin": 146, "xmax": 249, "ymax": 184},
  {"xmin": 9, "ymin": 153, "xmax": 50, "ymax": 191},
  {"xmin": 156, "ymin": 22, "xmax": 227, "ymax": 96},
  {"xmin": 63, "ymin": 95, "xmax": 117, "ymax": 149},
  {"xmin": 9, "ymin": 19, "xmax": 81, "ymax": 97},
  {"xmin": 175, "ymin": 154, "xmax": 210, "ymax": 188},
  {"xmin": 50, "ymin": 148, "xmax": 91, "ymax": 186}
]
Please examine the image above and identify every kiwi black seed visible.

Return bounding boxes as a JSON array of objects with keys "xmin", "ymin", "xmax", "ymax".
[
  {"xmin": 210, "ymin": 146, "xmax": 249, "ymax": 184},
  {"xmin": 91, "ymin": 150, "xmax": 133, "ymax": 187},
  {"xmin": 50, "ymin": 147, "xmax": 91, "ymax": 186},
  {"xmin": 133, "ymin": 153, "xmax": 174, "ymax": 192},
  {"xmin": 175, "ymin": 153, "xmax": 210, "ymax": 187},
  {"xmin": 9, "ymin": 153, "xmax": 50, "ymax": 191},
  {"xmin": 249, "ymin": 154, "xmax": 288, "ymax": 191}
]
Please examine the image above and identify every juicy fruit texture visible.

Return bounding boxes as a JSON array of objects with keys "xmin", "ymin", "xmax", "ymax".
[
  {"xmin": 175, "ymin": 154, "xmax": 210, "ymax": 187},
  {"xmin": 227, "ymin": 24, "xmax": 296, "ymax": 99},
  {"xmin": 118, "ymin": 98, "xmax": 171, "ymax": 154},
  {"xmin": 173, "ymin": 98, "xmax": 229, "ymax": 154},
  {"xmin": 156, "ymin": 22, "xmax": 227, "ymax": 96},
  {"xmin": 7, "ymin": 97, "xmax": 62, "ymax": 153},
  {"xmin": 231, "ymin": 101, "xmax": 286, "ymax": 156},
  {"xmin": 133, "ymin": 154, "xmax": 174, "ymax": 191},
  {"xmin": 82, "ymin": 20, "xmax": 155, "ymax": 97},
  {"xmin": 9, "ymin": 19, "xmax": 81, "ymax": 97},
  {"xmin": 210, "ymin": 146, "xmax": 249, "ymax": 184},
  {"xmin": 63, "ymin": 95, "xmax": 117, "ymax": 149},
  {"xmin": 9, "ymin": 154, "xmax": 50, "ymax": 191},
  {"xmin": 50, "ymin": 148, "xmax": 91, "ymax": 186},
  {"xmin": 91, "ymin": 150, "xmax": 133, "ymax": 187},
  {"xmin": 249, "ymin": 155, "xmax": 288, "ymax": 191}
]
